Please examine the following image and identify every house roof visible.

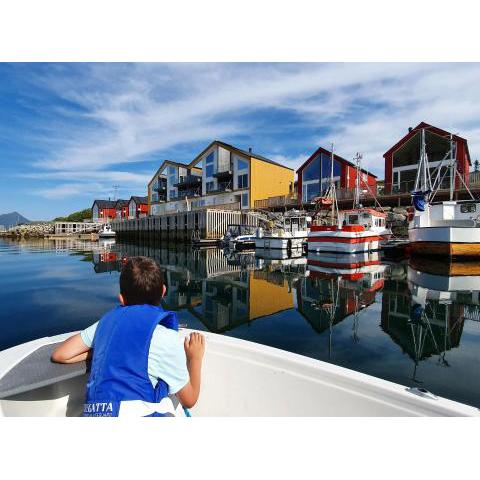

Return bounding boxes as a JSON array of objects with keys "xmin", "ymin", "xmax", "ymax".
[
  {"xmin": 296, "ymin": 146, "xmax": 377, "ymax": 178},
  {"xmin": 383, "ymin": 122, "xmax": 471, "ymax": 165},
  {"xmin": 148, "ymin": 160, "xmax": 202, "ymax": 187},
  {"xmin": 130, "ymin": 196, "xmax": 148, "ymax": 205},
  {"xmin": 190, "ymin": 140, "xmax": 294, "ymax": 171},
  {"xmin": 114, "ymin": 199, "xmax": 129, "ymax": 208},
  {"xmin": 92, "ymin": 199, "xmax": 116, "ymax": 209}
]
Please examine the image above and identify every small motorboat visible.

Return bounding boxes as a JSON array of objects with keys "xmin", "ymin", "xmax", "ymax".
[
  {"xmin": 255, "ymin": 213, "xmax": 309, "ymax": 251},
  {"xmin": 98, "ymin": 224, "xmax": 116, "ymax": 239},
  {"xmin": 220, "ymin": 224, "xmax": 256, "ymax": 251},
  {"xmin": 0, "ymin": 330, "xmax": 478, "ymax": 416}
]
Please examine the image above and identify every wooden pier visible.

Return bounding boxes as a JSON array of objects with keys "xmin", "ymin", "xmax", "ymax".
[{"xmin": 111, "ymin": 209, "xmax": 261, "ymax": 244}]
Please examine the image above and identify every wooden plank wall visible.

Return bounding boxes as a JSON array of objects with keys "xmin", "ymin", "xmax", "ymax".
[{"xmin": 111, "ymin": 209, "xmax": 261, "ymax": 243}]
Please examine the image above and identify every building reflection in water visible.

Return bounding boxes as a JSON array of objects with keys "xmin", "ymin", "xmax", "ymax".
[{"xmin": 89, "ymin": 239, "xmax": 479, "ymax": 380}]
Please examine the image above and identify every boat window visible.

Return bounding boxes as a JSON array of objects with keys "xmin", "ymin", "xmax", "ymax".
[
  {"xmin": 460, "ymin": 203, "xmax": 476, "ymax": 213},
  {"xmin": 348, "ymin": 215, "xmax": 359, "ymax": 224}
]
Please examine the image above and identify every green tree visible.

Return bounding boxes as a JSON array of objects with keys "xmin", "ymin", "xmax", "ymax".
[{"xmin": 53, "ymin": 208, "xmax": 92, "ymax": 222}]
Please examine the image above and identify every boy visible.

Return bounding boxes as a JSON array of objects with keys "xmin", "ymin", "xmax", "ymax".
[{"xmin": 51, "ymin": 256, "xmax": 205, "ymax": 417}]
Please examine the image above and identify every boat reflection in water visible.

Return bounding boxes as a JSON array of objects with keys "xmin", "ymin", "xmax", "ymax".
[
  {"xmin": 382, "ymin": 257, "xmax": 480, "ymax": 383},
  {"xmin": 300, "ymin": 252, "xmax": 386, "ymax": 356}
]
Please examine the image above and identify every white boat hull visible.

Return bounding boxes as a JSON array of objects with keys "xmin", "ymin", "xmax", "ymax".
[
  {"xmin": 255, "ymin": 236, "xmax": 305, "ymax": 250},
  {"xmin": 1, "ymin": 330, "xmax": 478, "ymax": 417},
  {"xmin": 409, "ymin": 226, "xmax": 480, "ymax": 256}
]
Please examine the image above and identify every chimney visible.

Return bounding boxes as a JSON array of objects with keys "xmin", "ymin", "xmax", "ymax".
[
  {"xmin": 248, "ymin": 147, "xmax": 252, "ymax": 153},
  {"xmin": 408, "ymin": 127, "xmax": 413, "ymax": 133}
]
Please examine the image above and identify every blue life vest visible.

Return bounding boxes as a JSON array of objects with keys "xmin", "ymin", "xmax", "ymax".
[{"xmin": 84, "ymin": 304, "xmax": 178, "ymax": 417}]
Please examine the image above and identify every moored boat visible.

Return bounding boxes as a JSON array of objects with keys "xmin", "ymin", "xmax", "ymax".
[
  {"xmin": 307, "ymin": 150, "xmax": 390, "ymax": 254},
  {"xmin": 409, "ymin": 127, "xmax": 480, "ymax": 257},
  {"xmin": 255, "ymin": 212, "xmax": 308, "ymax": 251},
  {"xmin": 220, "ymin": 224, "xmax": 256, "ymax": 251},
  {"xmin": 98, "ymin": 223, "xmax": 116, "ymax": 239}
]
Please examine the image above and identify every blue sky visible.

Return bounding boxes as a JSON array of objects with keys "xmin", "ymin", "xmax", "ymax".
[{"xmin": 1, "ymin": 62, "xmax": 480, "ymax": 220}]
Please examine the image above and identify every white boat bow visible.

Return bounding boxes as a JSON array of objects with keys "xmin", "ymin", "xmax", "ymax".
[{"xmin": 0, "ymin": 330, "xmax": 478, "ymax": 416}]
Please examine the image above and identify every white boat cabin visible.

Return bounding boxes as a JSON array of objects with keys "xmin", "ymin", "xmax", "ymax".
[
  {"xmin": 412, "ymin": 200, "xmax": 480, "ymax": 229},
  {"xmin": 338, "ymin": 208, "xmax": 387, "ymax": 230},
  {"xmin": 282, "ymin": 215, "xmax": 309, "ymax": 233}
]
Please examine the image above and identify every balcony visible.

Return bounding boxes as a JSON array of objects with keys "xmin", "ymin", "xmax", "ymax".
[
  {"xmin": 213, "ymin": 168, "xmax": 233, "ymax": 181},
  {"xmin": 207, "ymin": 180, "xmax": 233, "ymax": 194},
  {"xmin": 169, "ymin": 187, "xmax": 202, "ymax": 201},
  {"xmin": 174, "ymin": 175, "xmax": 202, "ymax": 190}
]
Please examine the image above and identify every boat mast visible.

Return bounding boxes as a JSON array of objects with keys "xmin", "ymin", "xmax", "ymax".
[
  {"xmin": 414, "ymin": 128, "xmax": 432, "ymax": 194},
  {"xmin": 330, "ymin": 143, "xmax": 338, "ymax": 226},
  {"xmin": 449, "ymin": 133, "xmax": 455, "ymax": 201},
  {"xmin": 353, "ymin": 153, "xmax": 362, "ymax": 209}
]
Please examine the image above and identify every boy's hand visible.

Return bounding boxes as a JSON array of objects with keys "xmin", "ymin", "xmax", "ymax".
[{"xmin": 184, "ymin": 332, "xmax": 205, "ymax": 363}]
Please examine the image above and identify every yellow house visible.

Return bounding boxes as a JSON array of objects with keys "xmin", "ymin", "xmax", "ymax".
[{"xmin": 148, "ymin": 140, "xmax": 294, "ymax": 215}]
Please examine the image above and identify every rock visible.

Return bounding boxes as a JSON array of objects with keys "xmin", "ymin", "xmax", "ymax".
[
  {"xmin": 392, "ymin": 213, "xmax": 406, "ymax": 222},
  {"xmin": 5, "ymin": 222, "xmax": 54, "ymax": 238}
]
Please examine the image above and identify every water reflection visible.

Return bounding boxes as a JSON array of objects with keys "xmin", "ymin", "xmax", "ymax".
[{"xmin": 2, "ymin": 237, "xmax": 480, "ymax": 406}]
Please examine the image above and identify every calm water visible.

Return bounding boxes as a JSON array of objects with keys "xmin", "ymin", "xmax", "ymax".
[{"xmin": 1, "ymin": 237, "xmax": 480, "ymax": 408}]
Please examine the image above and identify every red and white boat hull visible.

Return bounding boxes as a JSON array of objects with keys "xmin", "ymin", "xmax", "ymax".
[{"xmin": 307, "ymin": 225, "xmax": 380, "ymax": 253}]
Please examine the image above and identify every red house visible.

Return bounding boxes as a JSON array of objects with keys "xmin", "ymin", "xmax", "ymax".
[
  {"xmin": 128, "ymin": 196, "xmax": 149, "ymax": 219},
  {"xmin": 383, "ymin": 122, "xmax": 471, "ymax": 194},
  {"xmin": 91, "ymin": 200, "xmax": 117, "ymax": 223},
  {"xmin": 296, "ymin": 146, "xmax": 377, "ymax": 204},
  {"xmin": 115, "ymin": 199, "xmax": 129, "ymax": 220}
]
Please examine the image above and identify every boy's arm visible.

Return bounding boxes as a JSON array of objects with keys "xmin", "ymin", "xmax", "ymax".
[
  {"xmin": 176, "ymin": 332, "xmax": 205, "ymax": 409},
  {"xmin": 51, "ymin": 333, "xmax": 91, "ymax": 364}
]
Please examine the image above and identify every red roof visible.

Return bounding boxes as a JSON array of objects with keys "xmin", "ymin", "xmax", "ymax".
[
  {"xmin": 296, "ymin": 146, "xmax": 377, "ymax": 178},
  {"xmin": 383, "ymin": 122, "xmax": 471, "ymax": 165}
]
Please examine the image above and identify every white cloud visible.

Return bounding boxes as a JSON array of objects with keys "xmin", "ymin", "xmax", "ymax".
[{"xmin": 18, "ymin": 62, "xmax": 480, "ymax": 183}]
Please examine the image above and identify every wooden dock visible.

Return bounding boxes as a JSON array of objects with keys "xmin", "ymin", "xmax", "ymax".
[{"xmin": 111, "ymin": 209, "xmax": 261, "ymax": 244}]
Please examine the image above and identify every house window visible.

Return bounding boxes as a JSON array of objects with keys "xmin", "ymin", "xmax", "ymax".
[
  {"xmin": 237, "ymin": 158, "xmax": 249, "ymax": 171},
  {"xmin": 206, "ymin": 181, "xmax": 215, "ymax": 193},
  {"xmin": 393, "ymin": 171, "xmax": 400, "ymax": 185},
  {"xmin": 241, "ymin": 193, "xmax": 249, "ymax": 209},
  {"xmin": 237, "ymin": 173, "xmax": 249, "ymax": 189},
  {"xmin": 303, "ymin": 153, "xmax": 341, "ymax": 182},
  {"xmin": 169, "ymin": 189, "xmax": 176, "ymax": 199},
  {"xmin": 302, "ymin": 183, "xmax": 320, "ymax": 203},
  {"xmin": 205, "ymin": 152, "xmax": 214, "ymax": 178}
]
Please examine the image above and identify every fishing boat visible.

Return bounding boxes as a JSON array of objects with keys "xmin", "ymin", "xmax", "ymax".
[
  {"xmin": 98, "ymin": 223, "xmax": 116, "ymax": 239},
  {"xmin": 409, "ymin": 128, "xmax": 480, "ymax": 257},
  {"xmin": 220, "ymin": 224, "xmax": 256, "ymax": 251},
  {"xmin": 0, "ymin": 329, "xmax": 477, "ymax": 416},
  {"xmin": 254, "ymin": 212, "xmax": 309, "ymax": 251},
  {"xmin": 308, "ymin": 149, "xmax": 390, "ymax": 253}
]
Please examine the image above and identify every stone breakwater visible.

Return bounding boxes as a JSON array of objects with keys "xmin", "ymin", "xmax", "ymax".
[{"xmin": 0, "ymin": 223, "xmax": 55, "ymax": 238}]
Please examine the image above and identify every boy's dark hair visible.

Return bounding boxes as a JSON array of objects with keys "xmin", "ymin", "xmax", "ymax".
[{"xmin": 120, "ymin": 256, "xmax": 164, "ymax": 306}]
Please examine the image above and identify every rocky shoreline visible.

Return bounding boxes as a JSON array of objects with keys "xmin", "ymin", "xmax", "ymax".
[{"xmin": 0, "ymin": 223, "xmax": 55, "ymax": 238}]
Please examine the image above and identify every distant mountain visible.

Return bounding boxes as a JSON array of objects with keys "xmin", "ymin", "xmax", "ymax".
[{"xmin": 0, "ymin": 212, "xmax": 31, "ymax": 228}]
